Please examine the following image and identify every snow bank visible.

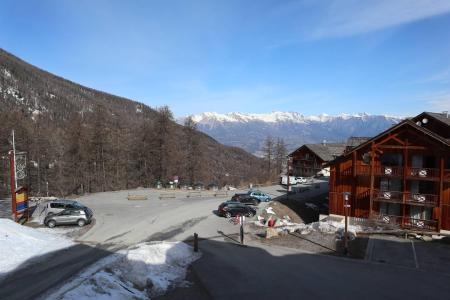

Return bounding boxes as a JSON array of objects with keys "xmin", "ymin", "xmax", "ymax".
[
  {"xmin": 48, "ymin": 241, "xmax": 201, "ymax": 300},
  {"xmin": 301, "ymin": 220, "xmax": 362, "ymax": 239},
  {"xmin": 0, "ymin": 218, "xmax": 73, "ymax": 276}
]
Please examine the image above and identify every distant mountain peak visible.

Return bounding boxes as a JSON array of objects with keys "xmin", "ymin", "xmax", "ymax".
[
  {"xmin": 178, "ymin": 111, "xmax": 405, "ymax": 155},
  {"xmin": 182, "ymin": 111, "xmax": 402, "ymax": 124}
]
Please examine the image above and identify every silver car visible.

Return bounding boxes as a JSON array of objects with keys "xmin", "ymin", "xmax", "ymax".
[
  {"xmin": 44, "ymin": 207, "xmax": 93, "ymax": 227},
  {"xmin": 44, "ymin": 199, "xmax": 85, "ymax": 216}
]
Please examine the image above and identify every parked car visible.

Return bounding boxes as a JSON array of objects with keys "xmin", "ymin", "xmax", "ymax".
[
  {"xmin": 248, "ymin": 190, "xmax": 271, "ymax": 202},
  {"xmin": 232, "ymin": 190, "xmax": 271, "ymax": 203},
  {"xmin": 44, "ymin": 207, "xmax": 93, "ymax": 227},
  {"xmin": 296, "ymin": 177, "xmax": 307, "ymax": 184},
  {"xmin": 280, "ymin": 175, "xmax": 298, "ymax": 185},
  {"xmin": 44, "ymin": 199, "xmax": 88, "ymax": 216},
  {"xmin": 231, "ymin": 193, "xmax": 260, "ymax": 205},
  {"xmin": 217, "ymin": 201, "xmax": 257, "ymax": 218}
]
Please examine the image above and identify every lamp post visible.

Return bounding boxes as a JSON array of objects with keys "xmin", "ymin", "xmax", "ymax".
[
  {"xmin": 343, "ymin": 192, "xmax": 351, "ymax": 256},
  {"xmin": 287, "ymin": 156, "xmax": 292, "ymax": 199}
]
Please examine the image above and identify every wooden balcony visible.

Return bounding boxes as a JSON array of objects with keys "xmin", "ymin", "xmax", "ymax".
[
  {"xmin": 405, "ymin": 192, "xmax": 438, "ymax": 206},
  {"xmin": 373, "ymin": 189, "xmax": 438, "ymax": 207},
  {"xmin": 373, "ymin": 214, "xmax": 438, "ymax": 231},
  {"xmin": 406, "ymin": 167, "xmax": 440, "ymax": 181},
  {"xmin": 345, "ymin": 164, "xmax": 443, "ymax": 181},
  {"xmin": 373, "ymin": 189, "xmax": 403, "ymax": 204}
]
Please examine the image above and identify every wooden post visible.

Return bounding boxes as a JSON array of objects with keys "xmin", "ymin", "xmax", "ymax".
[
  {"xmin": 438, "ymin": 156, "xmax": 444, "ymax": 232},
  {"xmin": 352, "ymin": 151, "xmax": 357, "ymax": 216},
  {"xmin": 369, "ymin": 144, "xmax": 375, "ymax": 219},
  {"xmin": 402, "ymin": 140, "xmax": 408, "ymax": 226},
  {"xmin": 194, "ymin": 233, "xmax": 198, "ymax": 252}
]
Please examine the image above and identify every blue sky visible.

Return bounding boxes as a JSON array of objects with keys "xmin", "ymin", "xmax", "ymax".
[{"xmin": 1, "ymin": 0, "xmax": 449, "ymax": 117}]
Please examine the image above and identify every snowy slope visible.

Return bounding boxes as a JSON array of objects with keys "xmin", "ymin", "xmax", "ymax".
[
  {"xmin": 178, "ymin": 112, "xmax": 404, "ymax": 155},
  {"xmin": 0, "ymin": 219, "xmax": 73, "ymax": 276},
  {"xmin": 46, "ymin": 241, "xmax": 201, "ymax": 300}
]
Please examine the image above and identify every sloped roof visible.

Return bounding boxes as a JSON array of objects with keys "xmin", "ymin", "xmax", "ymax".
[
  {"xmin": 327, "ymin": 117, "xmax": 450, "ymax": 166},
  {"xmin": 424, "ymin": 111, "xmax": 450, "ymax": 126},
  {"xmin": 346, "ymin": 137, "xmax": 371, "ymax": 149},
  {"xmin": 302, "ymin": 143, "xmax": 346, "ymax": 161}
]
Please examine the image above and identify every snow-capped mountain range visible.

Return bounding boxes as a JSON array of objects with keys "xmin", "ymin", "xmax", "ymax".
[{"xmin": 178, "ymin": 112, "xmax": 405, "ymax": 156}]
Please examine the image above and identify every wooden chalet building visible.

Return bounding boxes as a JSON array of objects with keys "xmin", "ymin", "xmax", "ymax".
[
  {"xmin": 328, "ymin": 112, "xmax": 450, "ymax": 232},
  {"xmin": 289, "ymin": 143, "xmax": 346, "ymax": 177}
]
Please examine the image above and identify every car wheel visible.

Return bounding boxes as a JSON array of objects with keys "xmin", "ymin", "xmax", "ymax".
[
  {"xmin": 77, "ymin": 219, "xmax": 86, "ymax": 227},
  {"xmin": 225, "ymin": 212, "xmax": 231, "ymax": 218},
  {"xmin": 47, "ymin": 220, "xmax": 56, "ymax": 228}
]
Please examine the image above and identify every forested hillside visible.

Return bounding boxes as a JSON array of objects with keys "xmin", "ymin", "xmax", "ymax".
[{"xmin": 0, "ymin": 49, "xmax": 266, "ymax": 197}]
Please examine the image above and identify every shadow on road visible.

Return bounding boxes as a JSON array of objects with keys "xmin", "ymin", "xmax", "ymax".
[
  {"xmin": 161, "ymin": 237, "xmax": 450, "ymax": 300},
  {"xmin": 0, "ymin": 243, "xmax": 114, "ymax": 300}
]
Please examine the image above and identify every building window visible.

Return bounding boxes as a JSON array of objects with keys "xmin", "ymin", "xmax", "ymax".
[
  {"xmin": 379, "ymin": 202, "xmax": 401, "ymax": 216},
  {"xmin": 362, "ymin": 152, "xmax": 370, "ymax": 164},
  {"xmin": 380, "ymin": 152, "xmax": 403, "ymax": 166}
]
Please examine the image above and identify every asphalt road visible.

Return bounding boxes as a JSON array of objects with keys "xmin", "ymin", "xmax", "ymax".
[
  {"xmin": 7, "ymin": 180, "xmax": 449, "ymax": 300},
  {"xmin": 191, "ymin": 239, "xmax": 450, "ymax": 300},
  {"xmin": 0, "ymin": 185, "xmax": 284, "ymax": 299}
]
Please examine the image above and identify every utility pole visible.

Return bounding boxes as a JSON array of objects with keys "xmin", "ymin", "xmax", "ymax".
[{"xmin": 12, "ymin": 130, "xmax": 17, "ymax": 189}]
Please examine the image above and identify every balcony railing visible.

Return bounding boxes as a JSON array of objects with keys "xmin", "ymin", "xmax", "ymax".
[
  {"xmin": 407, "ymin": 167, "xmax": 440, "ymax": 180},
  {"xmin": 405, "ymin": 192, "xmax": 438, "ymax": 206},
  {"xmin": 374, "ymin": 189, "xmax": 403, "ymax": 204},
  {"xmin": 373, "ymin": 214, "xmax": 438, "ymax": 231},
  {"xmin": 345, "ymin": 164, "xmax": 442, "ymax": 181},
  {"xmin": 373, "ymin": 189, "xmax": 438, "ymax": 207}
]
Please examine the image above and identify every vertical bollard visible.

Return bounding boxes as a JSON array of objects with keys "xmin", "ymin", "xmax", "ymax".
[{"xmin": 194, "ymin": 233, "xmax": 198, "ymax": 252}]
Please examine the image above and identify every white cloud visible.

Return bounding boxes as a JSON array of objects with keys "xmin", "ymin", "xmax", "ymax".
[
  {"xmin": 313, "ymin": 0, "xmax": 450, "ymax": 38},
  {"xmin": 419, "ymin": 68, "xmax": 450, "ymax": 84},
  {"xmin": 422, "ymin": 90, "xmax": 450, "ymax": 111}
]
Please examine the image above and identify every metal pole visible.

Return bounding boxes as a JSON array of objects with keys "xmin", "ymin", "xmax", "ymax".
[
  {"xmin": 240, "ymin": 215, "xmax": 244, "ymax": 245},
  {"xmin": 343, "ymin": 192, "xmax": 350, "ymax": 256},
  {"xmin": 12, "ymin": 130, "xmax": 17, "ymax": 190},
  {"xmin": 9, "ymin": 151, "xmax": 16, "ymax": 221}
]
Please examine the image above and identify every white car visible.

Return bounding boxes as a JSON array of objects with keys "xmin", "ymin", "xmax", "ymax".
[{"xmin": 295, "ymin": 177, "xmax": 307, "ymax": 184}]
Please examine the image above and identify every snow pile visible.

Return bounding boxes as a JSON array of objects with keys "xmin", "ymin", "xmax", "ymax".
[
  {"xmin": 49, "ymin": 241, "xmax": 201, "ymax": 300},
  {"xmin": 302, "ymin": 220, "xmax": 362, "ymax": 239},
  {"xmin": 0, "ymin": 218, "xmax": 74, "ymax": 276}
]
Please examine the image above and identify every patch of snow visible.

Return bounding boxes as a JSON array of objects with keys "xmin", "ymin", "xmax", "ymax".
[
  {"xmin": 303, "ymin": 220, "xmax": 362, "ymax": 236},
  {"xmin": 5, "ymin": 86, "xmax": 24, "ymax": 102},
  {"xmin": 0, "ymin": 218, "xmax": 74, "ymax": 277},
  {"xmin": 2, "ymin": 68, "xmax": 11, "ymax": 78},
  {"xmin": 265, "ymin": 207, "xmax": 276, "ymax": 214},
  {"xmin": 47, "ymin": 241, "xmax": 201, "ymax": 300}
]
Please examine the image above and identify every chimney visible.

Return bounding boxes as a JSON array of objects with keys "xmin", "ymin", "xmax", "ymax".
[{"xmin": 443, "ymin": 111, "xmax": 449, "ymax": 118}]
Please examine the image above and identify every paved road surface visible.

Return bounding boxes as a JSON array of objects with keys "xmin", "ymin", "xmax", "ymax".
[
  {"xmin": 191, "ymin": 239, "xmax": 450, "ymax": 300},
  {"xmin": 5, "ymin": 181, "xmax": 449, "ymax": 300}
]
